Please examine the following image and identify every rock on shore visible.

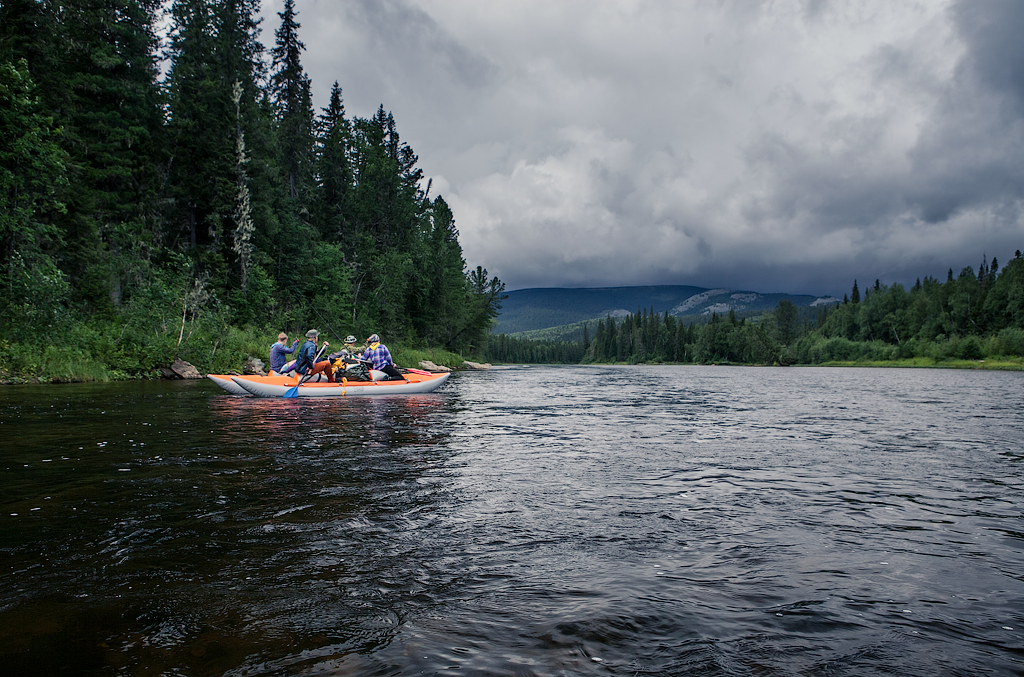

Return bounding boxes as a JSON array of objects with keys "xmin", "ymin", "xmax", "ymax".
[
  {"xmin": 243, "ymin": 357, "xmax": 267, "ymax": 376},
  {"xmin": 168, "ymin": 358, "xmax": 202, "ymax": 379}
]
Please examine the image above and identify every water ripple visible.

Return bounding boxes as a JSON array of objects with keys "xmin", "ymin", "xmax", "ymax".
[{"xmin": 0, "ymin": 368, "xmax": 1022, "ymax": 675}]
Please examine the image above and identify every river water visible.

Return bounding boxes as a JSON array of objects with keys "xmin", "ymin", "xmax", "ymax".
[{"xmin": 1, "ymin": 365, "xmax": 1022, "ymax": 676}]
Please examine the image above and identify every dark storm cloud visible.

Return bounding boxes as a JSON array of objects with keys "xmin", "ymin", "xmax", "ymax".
[
  {"xmin": 954, "ymin": 0, "xmax": 1024, "ymax": 109},
  {"xmin": 282, "ymin": 1, "xmax": 1024, "ymax": 295},
  {"xmin": 903, "ymin": 0, "xmax": 1024, "ymax": 224},
  {"xmin": 338, "ymin": 0, "xmax": 495, "ymax": 90}
]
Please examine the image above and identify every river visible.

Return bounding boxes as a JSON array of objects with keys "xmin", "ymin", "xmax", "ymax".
[{"xmin": 1, "ymin": 365, "xmax": 1022, "ymax": 676}]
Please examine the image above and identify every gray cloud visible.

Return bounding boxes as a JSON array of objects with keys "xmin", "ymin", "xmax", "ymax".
[{"xmin": 270, "ymin": 0, "xmax": 1024, "ymax": 295}]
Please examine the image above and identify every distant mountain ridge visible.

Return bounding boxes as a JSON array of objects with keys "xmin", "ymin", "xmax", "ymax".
[{"xmin": 493, "ymin": 285, "xmax": 839, "ymax": 335}]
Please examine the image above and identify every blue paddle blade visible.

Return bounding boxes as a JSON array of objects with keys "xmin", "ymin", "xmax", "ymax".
[{"xmin": 283, "ymin": 384, "xmax": 300, "ymax": 398}]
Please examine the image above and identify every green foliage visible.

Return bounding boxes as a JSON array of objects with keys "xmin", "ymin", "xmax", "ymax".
[
  {"xmin": 389, "ymin": 345, "xmax": 466, "ymax": 370},
  {"xmin": 992, "ymin": 327, "xmax": 1024, "ymax": 357},
  {"xmin": 487, "ymin": 334, "xmax": 586, "ymax": 364},
  {"xmin": 775, "ymin": 299, "xmax": 798, "ymax": 345},
  {"xmin": 0, "ymin": 0, "xmax": 504, "ymax": 381},
  {"xmin": 0, "ymin": 58, "xmax": 69, "ymax": 339}
]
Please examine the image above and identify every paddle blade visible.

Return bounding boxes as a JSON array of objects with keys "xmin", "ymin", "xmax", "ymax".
[{"xmin": 283, "ymin": 384, "xmax": 300, "ymax": 398}]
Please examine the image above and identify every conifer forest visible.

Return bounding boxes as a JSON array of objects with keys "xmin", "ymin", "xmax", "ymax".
[
  {"xmin": 489, "ymin": 258, "xmax": 1024, "ymax": 367},
  {"xmin": 0, "ymin": 0, "xmax": 504, "ymax": 381}
]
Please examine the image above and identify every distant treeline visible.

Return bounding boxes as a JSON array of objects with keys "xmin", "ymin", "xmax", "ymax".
[
  {"xmin": 485, "ymin": 252, "xmax": 1024, "ymax": 366},
  {"xmin": 0, "ymin": 0, "xmax": 504, "ymax": 380}
]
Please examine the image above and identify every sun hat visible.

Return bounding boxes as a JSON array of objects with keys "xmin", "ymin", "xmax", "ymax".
[{"xmin": 305, "ymin": 329, "xmax": 319, "ymax": 339}]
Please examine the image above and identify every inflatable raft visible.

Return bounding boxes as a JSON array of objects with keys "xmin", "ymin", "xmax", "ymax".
[{"xmin": 207, "ymin": 371, "xmax": 450, "ymax": 397}]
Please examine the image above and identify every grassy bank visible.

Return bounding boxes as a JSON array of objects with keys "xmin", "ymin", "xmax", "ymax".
[
  {"xmin": 812, "ymin": 356, "xmax": 1024, "ymax": 370},
  {"xmin": 540, "ymin": 356, "xmax": 1024, "ymax": 370}
]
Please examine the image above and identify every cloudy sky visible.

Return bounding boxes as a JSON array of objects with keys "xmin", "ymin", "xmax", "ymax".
[{"xmin": 259, "ymin": 0, "xmax": 1024, "ymax": 295}]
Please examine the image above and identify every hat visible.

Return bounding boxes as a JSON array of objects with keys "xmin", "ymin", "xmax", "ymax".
[
  {"xmin": 366, "ymin": 334, "xmax": 380, "ymax": 343},
  {"xmin": 344, "ymin": 335, "xmax": 357, "ymax": 344},
  {"xmin": 305, "ymin": 329, "xmax": 319, "ymax": 339}
]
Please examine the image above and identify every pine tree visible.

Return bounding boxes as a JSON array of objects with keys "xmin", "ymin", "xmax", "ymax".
[
  {"xmin": 165, "ymin": 0, "xmax": 233, "ymax": 255},
  {"xmin": 0, "ymin": 58, "xmax": 69, "ymax": 334},
  {"xmin": 270, "ymin": 0, "xmax": 313, "ymax": 204},
  {"xmin": 422, "ymin": 196, "xmax": 469, "ymax": 348},
  {"xmin": 776, "ymin": 299, "xmax": 797, "ymax": 344},
  {"xmin": 314, "ymin": 81, "xmax": 352, "ymax": 240},
  {"xmin": 462, "ymin": 265, "xmax": 506, "ymax": 352},
  {"xmin": 851, "ymin": 280, "xmax": 860, "ymax": 304}
]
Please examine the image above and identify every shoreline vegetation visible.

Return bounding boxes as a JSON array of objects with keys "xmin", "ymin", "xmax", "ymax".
[
  {"xmin": 0, "ymin": 333, "xmax": 471, "ymax": 385},
  {"xmin": 508, "ymin": 358, "xmax": 1024, "ymax": 371},
  {"xmin": 5, "ymin": 351, "xmax": 1022, "ymax": 387},
  {"xmin": 0, "ymin": 339, "xmax": 470, "ymax": 385}
]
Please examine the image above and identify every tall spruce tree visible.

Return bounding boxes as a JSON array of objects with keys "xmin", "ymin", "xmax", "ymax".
[
  {"xmin": 418, "ymin": 195, "xmax": 469, "ymax": 346},
  {"xmin": 313, "ymin": 81, "xmax": 352, "ymax": 241},
  {"xmin": 0, "ymin": 58, "xmax": 69, "ymax": 335},
  {"xmin": 270, "ymin": 0, "xmax": 313, "ymax": 204},
  {"xmin": 165, "ymin": 0, "xmax": 232, "ymax": 256}
]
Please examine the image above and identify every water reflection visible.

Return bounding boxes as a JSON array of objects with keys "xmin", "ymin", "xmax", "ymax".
[{"xmin": 1, "ymin": 382, "xmax": 464, "ymax": 675}]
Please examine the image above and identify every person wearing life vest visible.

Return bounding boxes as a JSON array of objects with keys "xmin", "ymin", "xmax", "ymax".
[
  {"xmin": 330, "ymin": 335, "xmax": 371, "ymax": 381},
  {"xmin": 268, "ymin": 332, "xmax": 299, "ymax": 375},
  {"xmin": 295, "ymin": 329, "xmax": 335, "ymax": 382},
  {"xmin": 361, "ymin": 333, "xmax": 406, "ymax": 381},
  {"xmin": 329, "ymin": 335, "xmax": 362, "ymax": 363}
]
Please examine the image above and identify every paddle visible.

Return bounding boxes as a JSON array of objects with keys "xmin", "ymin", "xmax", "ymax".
[{"xmin": 283, "ymin": 342, "xmax": 328, "ymax": 398}]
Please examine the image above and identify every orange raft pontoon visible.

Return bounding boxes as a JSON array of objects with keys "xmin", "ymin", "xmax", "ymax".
[{"xmin": 207, "ymin": 371, "xmax": 450, "ymax": 397}]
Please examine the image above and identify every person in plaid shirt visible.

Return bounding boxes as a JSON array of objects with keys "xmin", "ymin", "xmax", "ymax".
[{"xmin": 361, "ymin": 334, "xmax": 406, "ymax": 381}]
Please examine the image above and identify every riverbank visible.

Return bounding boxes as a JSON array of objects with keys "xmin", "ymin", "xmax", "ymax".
[
  {"xmin": 814, "ymin": 356, "xmax": 1024, "ymax": 370},
  {"xmin": 0, "ymin": 341, "xmax": 472, "ymax": 385},
  {"xmin": 558, "ymin": 356, "xmax": 1024, "ymax": 370}
]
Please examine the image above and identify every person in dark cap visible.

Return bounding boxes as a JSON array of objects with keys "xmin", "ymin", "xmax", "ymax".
[
  {"xmin": 295, "ymin": 329, "xmax": 335, "ymax": 382},
  {"xmin": 361, "ymin": 333, "xmax": 405, "ymax": 381}
]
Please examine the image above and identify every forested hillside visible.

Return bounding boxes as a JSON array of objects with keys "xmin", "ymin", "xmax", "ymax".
[
  {"xmin": 495, "ymin": 285, "xmax": 828, "ymax": 334},
  {"xmin": 0, "ymin": 0, "xmax": 504, "ymax": 381},
  {"xmin": 486, "ymin": 255, "xmax": 1024, "ymax": 367}
]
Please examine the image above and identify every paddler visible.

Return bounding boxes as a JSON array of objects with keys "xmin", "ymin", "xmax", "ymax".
[{"xmin": 295, "ymin": 329, "xmax": 335, "ymax": 382}]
